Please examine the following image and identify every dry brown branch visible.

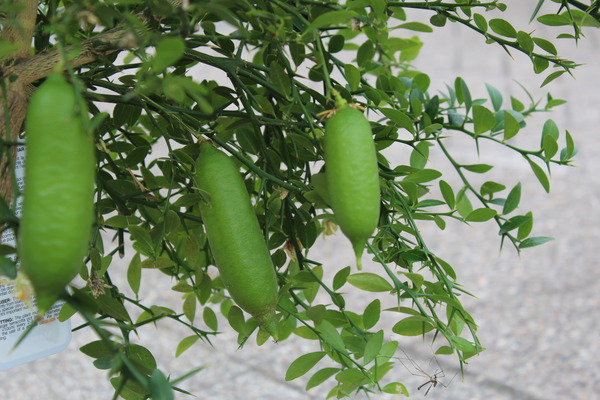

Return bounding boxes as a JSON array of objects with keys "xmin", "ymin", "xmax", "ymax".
[
  {"xmin": 0, "ymin": 0, "xmax": 39, "ymax": 202},
  {"xmin": 0, "ymin": 0, "xmax": 185, "ymax": 202},
  {"xmin": 0, "ymin": 0, "xmax": 38, "ymax": 58},
  {"xmin": 1, "ymin": 21, "xmax": 142, "ymax": 200}
]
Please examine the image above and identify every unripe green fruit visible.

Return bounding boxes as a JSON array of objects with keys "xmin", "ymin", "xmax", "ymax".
[
  {"xmin": 195, "ymin": 142, "xmax": 278, "ymax": 337},
  {"xmin": 19, "ymin": 72, "xmax": 96, "ymax": 315},
  {"xmin": 324, "ymin": 104, "xmax": 380, "ymax": 269}
]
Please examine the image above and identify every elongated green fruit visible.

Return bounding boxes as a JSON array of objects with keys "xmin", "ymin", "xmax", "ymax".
[
  {"xmin": 19, "ymin": 72, "xmax": 96, "ymax": 315},
  {"xmin": 324, "ymin": 103, "xmax": 380, "ymax": 270},
  {"xmin": 195, "ymin": 142, "xmax": 278, "ymax": 337}
]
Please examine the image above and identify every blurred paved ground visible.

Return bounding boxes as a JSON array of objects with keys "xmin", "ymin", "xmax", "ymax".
[{"xmin": 1, "ymin": 1, "xmax": 598, "ymax": 399}]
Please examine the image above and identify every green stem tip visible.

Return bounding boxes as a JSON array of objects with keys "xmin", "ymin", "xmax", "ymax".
[{"xmin": 352, "ymin": 239, "xmax": 366, "ymax": 271}]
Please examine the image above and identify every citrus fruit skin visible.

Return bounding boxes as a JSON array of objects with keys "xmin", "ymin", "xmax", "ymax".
[
  {"xmin": 19, "ymin": 72, "xmax": 96, "ymax": 315},
  {"xmin": 195, "ymin": 142, "xmax": 278, "ymax": 336},
  {"xmin": 324, "ymin": 104, "xmax": 380, "ymax": 269}
]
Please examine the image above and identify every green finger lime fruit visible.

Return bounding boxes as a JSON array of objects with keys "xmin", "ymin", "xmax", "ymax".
[
  {"xmin": 195, "ymin": 141, "xmax": 279, "ymax": 337},
  {"xmin": 324, "ymin": 102, "xmax": 380, "ymax": 270},
  {"xmin": 19, "ymin": 72, "xmax": 96, "ymax": 315}
]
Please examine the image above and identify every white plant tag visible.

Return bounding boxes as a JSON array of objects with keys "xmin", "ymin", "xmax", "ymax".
[{"xmin": 0, "ymin": 143, "xmax": 72, "ymax": 370}]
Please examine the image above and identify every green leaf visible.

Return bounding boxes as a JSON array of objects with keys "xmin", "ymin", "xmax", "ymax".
[
  {"xmin": 449, "ymin": 337, "xmax": 480, "ymax": 354},
  {"xmin": 347, "ymin": 273, "xmax": 393, "ymax": 292},
  {"xmin": 456, "ymin": 188, "xmax": 473, "ymax": 218},
  {"xmin": 430, "ymin": 14, "xmax": 447, "ymax": 27},
  {"xmin": 380, "ymin": 108, "xmax": 415, "ymax": 134},
  {"xmin": 542, "ymin": 119, "xmax": 560, "ymax": 140},
  {"xmin": 527, "ymin": 159, "xmax": 550, "ymax": 193},
  {"xmin": 152, "ymin": 37, "xmax": 185, "ymax": 73},
  {"xmin": 176, "ymin": 335, "xmax": 200, "ymax": 357},
  {"xmin": 335, "ymin": 368, "xmax": 367, "ymax": 391},
  {"xmin": 0, "ymin": 196, "xmax": 17, "ymax": 225},
  {"xmin": 517, "ymin": 31, "xmax": 535, "ymax": 54},
  {"xmin": 285, "ymin": 352, "xmax": 327, "ymax": 381},
  {"xmin": 382, "ymin": 382, "xmax": 409, "ymax": 395},
  {"xmin": 148, "ymin": 369, "xmax": 174, "ymax": 400},
  {"xmin": 518, "ymin": 212, "xmax": 534, "ymax": 240},
  {"xmin": 537, "ymin": 14, "xmax": 571, "ymax": 26},
  {"xmin": 111, "ymin": 376, "xmax": 147, "ymax": 400},
  {"xmin": 533, "ymin": 56, "xmax": 550, "ymax": 74},
  {"xmin": 141, "ymin": 257, "xmax": 176, "ymax": 269},
  {"xmin": 463, "ymin": 164, "xmax": 493, "ymax": 173},
  {"xmin": 392, "ymin": 316, "xmax": 435, "ymax": 336},
  {"xmin": 333, "ymin": 266, "xmax": 351, "ymax": 291},
  {"xmin": 127, "ymin": 253, "xmax": 142, "ymax": 296},
  {"xmin": 128, "ymin": 344, "xmax": 157, "ymax": 372},
  {"xmin": 473, "ymin": 105, "xmax": 496, "ymax": 134},
  {"xmin": 397, "ymin": 22, "xmax": 433, "ymax": 32},
  {"xmin": 203, "ymin": 307, "xmax": 218, "ymax": 331},
  {"xmin": 455, "ymin": 77, "xmax": 472, "ymax": 111},
  {"xmin": 58, "ymin": 302, "xmax": 76, "ymax": 322},
  {"xmin": 489, "ymin": 18, "xmax": 518, "ymax": 38},
  {"xmin": 533, "ymin": 37, "xmax": 557, "ymax": 55},
  {"xmin": 402, "ymin": 169, "xmax": 442, "ymax": 184},
  {"xmin": 227, "ymin": 305, "xmax": 246, "ymax": 334},
  {"xmin": 344, "ymin": 63, "xmax": 361, "ymax": 92},
  {"xmin": 541, "ymin": 70, "xmax": 566, "ymax": 87},
  {"xmin": 473, "ymin": 13, "xmax": 488, "ymax": 32},
  {"xmin": 402, "ymin": 272, "xmax": 424, "ymax": 287},
  {"xmin": 503, "ymin": 183, "xmax": 521, "ymax": 215},
  {"xmin": 363, "ymin": 299, "xmax": 381, "ymax": 330},
  {"xmin": 569, "ymin": 9, "xmax": 600, "ymax": 27},
  {"xmin": 303, "ymin": 10, "xmax": 358, "ymax": 35},
  {"xmin": 129, "ymin": 225, "xmax": 156, "ymax": 256},
  {"xmin": 519, "ymin": 236, "xmax": 554, "ymax": 249},
  {"xmin": 499, "ymin": 215, "xmax": 530, "ymax": 235},
  {"xmin": 0, "ymin": 257, "xmax": 17, "ymax": 279},
  {"xmin": 183, "ymin": 294, "xmax": 196, "ymax": 323},
  {"xmin": 439, "ymin": 180, "xmax": 455, "ymax": 210},
  {"xmin": 317, "ymin": 320, "xmax": 346, "ymax": 351},
  {"xmin": 503, "ymin": 110, "xmax": 521, "ymax": 140},
  {"xmin": 485, "ymin": 83, "xmax": 503, "ymax": 111},
  {"xmin": 465, "ymin": 208, "xmax": 497, "ymax": 222},
  {"xmin": 364, "ymin": 330, "xmax": 384, "ymax": 364},
  {"xmin": 96, "ymin": 294, "xmax": 131, "ymax": 321},
  {"xmin": 409, "ymin": 141, "xmax": 431, "ymax": 169},
  {"xmin": 307, "ymin": 304, "xmax": 326, "ymax": 324},
  {"xmin": 357, "ymin": 39, "xmax": 376, "ymax": 68},
  {"xmin": 542, "ymin": 134, "xmax": 559, "ymax": 161},
  {"xmin": 481, "ymin": 181, "xmax": 506, "ymax": 198},
  {"xmin": 561, "ymin": 130, "xmax": 576, "ymax": 161},
  {"xmin": 269, "ymin": 61, "xmax": 292, "ymax": 99},
  {"xmin": 306, "ymin": 368, "xmax": 340, "ymax": 391},
  {"xmin": 511, "ymin": 96, "xmax": 525, "ymax": 112},
  {"xmin": 80, "ymin": 340, "xmax": 114, "ymax": 359},
  {"xmin": 311, "ymin": 172, "xmax": 332, "ymax": 206},
  {"xmin": 328, "ymin": 34, "xmax": 345, "ymax": 53}
]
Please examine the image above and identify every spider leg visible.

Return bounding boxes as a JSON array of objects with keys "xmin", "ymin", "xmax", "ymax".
[{"xmin": 424, "ymin": 382, "xmax": 433, "ymax": 397}]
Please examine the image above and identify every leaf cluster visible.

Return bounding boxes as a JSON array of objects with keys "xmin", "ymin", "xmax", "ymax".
[{"xmin": 0, "ymin": 0, "xmax": 589, "ymax": 398}]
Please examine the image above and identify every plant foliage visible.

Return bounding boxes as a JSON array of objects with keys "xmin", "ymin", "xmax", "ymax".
[{"xmin": 1, "ymin": 0, "xmax": 597, "ymax": 398}]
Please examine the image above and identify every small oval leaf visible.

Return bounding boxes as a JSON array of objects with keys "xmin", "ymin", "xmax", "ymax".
[
  {"xmin": 347, "ymin": 273, "xmax": 393, "ymax": 292},
  {"xmin": 285, "ymin": 352, "xmax": 327, "ymax": 381}
]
